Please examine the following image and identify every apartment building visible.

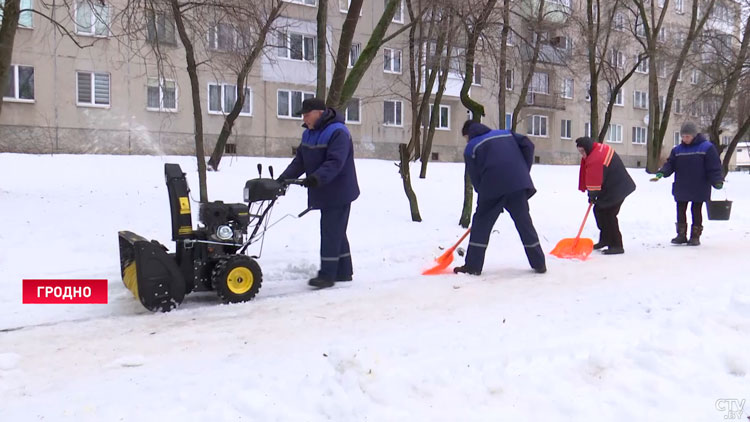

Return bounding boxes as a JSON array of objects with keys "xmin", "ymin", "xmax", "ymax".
[{"xmin": 0, "ymin": 0, "xmax": 741, "ymax": 167}]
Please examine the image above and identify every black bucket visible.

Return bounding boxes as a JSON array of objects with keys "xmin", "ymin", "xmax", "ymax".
[{"xmin": 707, "ymin": 200, "xmax": 732, "ymax": 221}]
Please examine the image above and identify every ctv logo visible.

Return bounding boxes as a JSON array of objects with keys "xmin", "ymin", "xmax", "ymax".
[
  {"xmin": 715, "ymin": 399, "xmax": 747, "ymax": 420},
  {"xmin": 23, "ymin": 279, "xmax": 108, "ymax": 304}
]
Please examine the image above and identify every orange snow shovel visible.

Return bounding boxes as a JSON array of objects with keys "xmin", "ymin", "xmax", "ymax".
[
  {"xmin": 550, "ymin": 203, "xmax": 594, "ymax": 260},
  {"xmin": 423, "ymin": 228, "xmax": 472, "ymax": 275}
]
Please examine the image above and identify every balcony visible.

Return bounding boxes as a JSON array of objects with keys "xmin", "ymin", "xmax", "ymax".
[{"xmin": 525, "ymin": 92, "xmax": 565, "ymax": 110}]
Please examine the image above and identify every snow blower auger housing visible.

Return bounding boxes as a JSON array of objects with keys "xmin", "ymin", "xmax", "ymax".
[{"xmin": 118, "ymin": 163, "xmax": 301, "ymax": 312}]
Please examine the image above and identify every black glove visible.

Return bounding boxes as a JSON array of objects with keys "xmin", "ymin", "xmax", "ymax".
[
  {"xmin": 588, "ymin": 191, "xmax": 599, "ymax": 204},
  {"xmin": 302, "ymin": 175, "xmax": 319, "ymax": 188}
]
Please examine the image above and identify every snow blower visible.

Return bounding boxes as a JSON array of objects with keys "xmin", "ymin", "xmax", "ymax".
[{"xmin": 118, "ymin": 163, "xmax": 303, "ymax": 312}]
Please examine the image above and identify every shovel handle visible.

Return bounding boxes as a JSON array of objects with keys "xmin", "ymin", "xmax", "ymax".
[
  {"xmin": 447, "ymin": 227, "xmax": 472, "ymax": 253},
  {"xmin": 574, "ymin": 204, "xmax": 593, "ymax": 243}
]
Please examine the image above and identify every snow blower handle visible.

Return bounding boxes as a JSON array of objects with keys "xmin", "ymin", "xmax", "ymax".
[
  {"xmin": 257, "ymin": 163, "xmax": 262, "ymax": 177},
  {"xmin": 269, "ymin": 166, "xmax": 274, "ymax": 179}
]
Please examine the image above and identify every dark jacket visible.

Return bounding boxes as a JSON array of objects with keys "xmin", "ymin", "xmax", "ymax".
[
  {"xmin": 658, "ymin": 133, "xmax": 723, "ymax": 202},
  {"xmin": 279, "ymin": 108, "xmax": 360, "ymax": 209},
  {"xmin": 463, "ymin": 122, "xmax": 536, "ymax": 200},
  {"xmin": 577, "ymin": 140, "xmax": 636, "ymax": 208}
]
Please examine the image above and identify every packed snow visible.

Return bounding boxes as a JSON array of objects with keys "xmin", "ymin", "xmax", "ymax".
[{"xmin": 0, "ymin": 152, "xmax": 748, "ymax": 421}]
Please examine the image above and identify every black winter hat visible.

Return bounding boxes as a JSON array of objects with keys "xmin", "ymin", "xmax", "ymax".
[
  {"xmin": 575, "ymin": 137, "xmax": 595, "ymax": 154},
  {"xmin": 297, "ymin": 98, "xmax": 326, "ymax": 115}
]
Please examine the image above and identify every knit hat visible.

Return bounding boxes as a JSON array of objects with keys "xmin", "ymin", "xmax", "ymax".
[
  {"xmin": 297, "ymin": 98, "xmax": 326, "ymax": 115},
  {"xmin": 461, "ymin": 120, "xmax": 491, "ymax": 138},
  {"xmin": 680, "ymin": 121, "xmax": 698, "ymax": 136},
  {"xmin": 575, "ymin": 137, "xmax": 594, "ymax": 154}
]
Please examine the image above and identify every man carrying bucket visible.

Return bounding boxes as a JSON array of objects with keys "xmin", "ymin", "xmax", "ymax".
[
  {"xmin": 651, "ymin": 121, "xmax": 724, "ymax": 246},
  {"xmin": 453, "ymin": 120, "xmax": 546, "ymax": 275},
  {"xmin": 575, "ymin": 137, "xmax": 636, "ymax": 255}
]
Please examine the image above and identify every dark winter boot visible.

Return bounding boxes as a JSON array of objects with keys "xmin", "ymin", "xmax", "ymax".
[
  {"xmin": 688, "ymin": 225, "xmax": 703, "ymax": 246},
  {"xmin": 308, "ymin": 276, "xmax": 335, "ymax": 288},
  {"xmin": 671, "ymin": 223, "xmax": 688, "ymax": 244},
  {"xmin": 602, "ymin": 246, "xmax": 624, "ymax": 255},
  {"xmin": 453, "ymin": 266, "xmax": 481, "ymax": 275},
  {"xmin": 593, "ymin": 242, "xmax": 607, "ymax": 250}
]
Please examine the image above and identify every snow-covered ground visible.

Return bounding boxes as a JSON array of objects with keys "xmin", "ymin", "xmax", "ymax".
[{"xmin": 1, "ymin": 153, "xmax": 748, "ymax": 421}]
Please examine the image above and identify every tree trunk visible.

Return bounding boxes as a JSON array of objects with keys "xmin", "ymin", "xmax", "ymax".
[
  {"xmin": 497, "ymin": 0, "xmax": 510, "ymax": 128},
  {"xmin": 458, "ymin": 0, "xmax": 497, "ymax": 228},
  {"xmin": 0, "ymin": 0, "xmax": 21, "ymax": 117},
  {"xmin": 316, "ymin": 0, "xmax": 328, "ymax": 99},
  {"xmin": 399, "ymin": 143, "xmax": 422, "ymax": 222},
  {"xmin": 170, "ymin": 0, "xmax": 208, "ymax": 202},
  {"xmin": 208, "ymin": 5, "xmax": 282, "ymax": 170},
  {"xmin": 326, "ymin": 0, "xmax": 363, "ymax": 108},
  {"xmin": 510, "ymin": 0, "xmax": 545, "ymax": 131},
  {"xmin": 335, "ymin": 0, "xmax": 401, "ymax": 109},
  {"xmin": 420, "ymin": 19, "xmax": 455, "ymax": 178}
]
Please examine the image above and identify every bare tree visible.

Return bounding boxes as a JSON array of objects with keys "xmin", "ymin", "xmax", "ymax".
[
  {"xmin": 207, "ymin": 1, "xmax": 285, "ymax": 170},
  {"xmin": 630, "ymin": 0, "xmax": 717, "ymax": 172},
  {"xmin": 573, "ymin": 0, "xmax": 646, "ymax": 142},
  {"xmin": 316, "ymin": 0, "xmax": 328, "ymax": 98},
  {"xmin": 455, "ymin": 0, "xmax": 497, "ymax": 228}
]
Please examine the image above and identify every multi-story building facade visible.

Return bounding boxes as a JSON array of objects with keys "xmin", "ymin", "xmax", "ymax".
[{"xmin": 0, "ymin": 0, "xmax": 741, "ymax": 167}]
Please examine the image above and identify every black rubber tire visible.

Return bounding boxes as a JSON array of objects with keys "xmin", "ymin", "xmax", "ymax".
[{"xmin": 211, "ymin": 255, "xmax": 263, "ymax": 304}]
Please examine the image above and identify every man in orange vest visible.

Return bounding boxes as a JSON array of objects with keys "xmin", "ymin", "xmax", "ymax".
[{"xmin": 576, "ymin": 137, "xmax": 636, "ymax": 254}]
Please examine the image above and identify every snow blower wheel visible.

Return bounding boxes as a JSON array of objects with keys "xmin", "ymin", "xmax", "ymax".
[{"xmin": 212, "ymin": 255, "xmax": 263, "ymax": 303}]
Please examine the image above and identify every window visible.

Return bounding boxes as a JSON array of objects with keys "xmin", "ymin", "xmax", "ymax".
[
  {"xmin": 657, "ymin": 27, "xmax": 667, "ymax": 43},
  {"xmin": 614, "ymin": 13, "xmax": 625, "ymax": 31},
  {"xmin": 607, "ymin": 124, "xmax": 623, "ymax": 143},
  {"xmin": 674, "ymin": 98, "xmax": 682, "ymax": 114},
  {"xmin": 209, "ymin": 23, "xmax": 240, "ymax": 51},
  {"xmin": 75, "ymin": 0, "xmax": 109, "ymax": 36},
  {"xmin": 383, "ymin": 47, "xmax": 402, "ymax": 73},
  {"xmin": 691, "ymin": 69, "xmax": 699, "ymax": 84},
  {"xmin": 721, "ymin": 136, "xmax": 730, "ymax": 146},
  {"xmin": 561, "ymin": 78, "xmax": 573, "ymax": 99},
  {"xmin": 505, "ymin": 29, "xmax": 514, "ymax": 46},
  {"xmin": 3, "ymin": 64, "xmax": 34, "ymax": 101},
  {"xmin": 633, "ymin": 90, "xmax": 648, "ymax": 109},
  {"xmin": 678, "ymin": 69, "xmax": 683, "ymax": 82},
  {"xmin": 584, "ymin": 122, "xmax": 591, "ymax": 137},
  {"xmin": 384, "ymin": 100, "xmax": 403, "ymax": 126},
  {"xmin": 658, "ymin": 0, "xmax": 665, "ymax": 8},
  {"xmin": 674, "ymin": 131, "xmax": 681, "ymax": 146},
  {"xmin": 472, "ymin": 64, "xmax": 482, "ymax": 85},
  {"xmin": 561, "ymin": 119, "xmax": 572, "ymax": 139},
  {"xmin": 659, "ymin": 95, "xmax": 666, "ymax": 112},
  {"xmin": 146, "ymin": 10, "xmax": 176, "ymax": 44},
  {"xmin": 636, "ymin": 56, "xmax": 648, "ymax": 74},
  {"xmin": 349, "ymin": 43, "xmax": 361, "ymax": 67},
  {"xmin": 505, "ymin": 113, "xmax": 513, "ymax": 130},
  {"xmin": 530, "ymin": 72, "xmax": 549, "ymax": 94},
  {"xmin": 277, "ymin": 89, "xmax": 314, "ymax": 119},
  {"xmin": 611, "ymin": 87, "xmax": 624, "ymax": 106},
  {"xmin": 285, "ymin": 0, "xmax": 317, "ymax": 5},
  {"xmin": 208, "ymin": 83, "xmax": 251, "ymax": 115},
  {"xmin": 526, "ymin": 115, "xmax": 548, "ymax": 137},
  {"xmin": 76, "ymin": 71, "xmax": 110, "ymax": 106},
  {"xmin": 339, "ymin": 0, "xmax": 351, "ymax": 11},
  {"xmin": 5, "ymin": 0, "xmax": 33, "ymax": 28},
  {"xmin": 390, "ymin": 0, "xmax": 404, "ymax": 23},
  {"xmin": 277, "ymin": 32, "xmax": 315, "ymax": 62},
  {"xmin": 675, "ymin": 0, "xmax": 684, "ymax": 14},
  {"xmin": 147, "ymin": 77, "xmax": 177, "ymax": 111},
  {"xmin": 505, "ymin": 69, "xmax": 514, "ymax": 90},
  {"xmin": 657, "ymin": 60, "xmax": 667, "ymax": 78},
  {"xmin": 423, "ymin": 104, "xmax": 450, "ymax": 130},
  {"xmin": 636, "ymin": 22, "xmax": 646, "ymax": 37},
  {"xmin": 345, "ymin": 98, "xmax": 360, "ymax": 123},
  {"xmin": 585, "ymin": 82, "xmax": 591, "ymax": 102},
  {"xmin": 609, "ymin": 49, "xmax": 625, "ymax": 69},
  {"xmin": 633, "ymin": 126, "xmax": 647, "ymax": 144}
]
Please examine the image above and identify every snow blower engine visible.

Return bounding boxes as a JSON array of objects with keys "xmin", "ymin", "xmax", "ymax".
[{"xmin": 118, "ymin": 163, "xmax": 303, "ymax": 312}]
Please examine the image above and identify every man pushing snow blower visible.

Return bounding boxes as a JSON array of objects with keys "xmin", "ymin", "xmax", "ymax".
[
  {"xmin": 453, "ymin": 120, "xmax": 546, "ymax": 276},
  {"xmin": 277, "ymin": 98, "xmax": 360, "ymax": 289}
]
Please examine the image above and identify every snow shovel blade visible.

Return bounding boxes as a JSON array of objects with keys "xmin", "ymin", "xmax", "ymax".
[
  {"xmin": 421, "ymin": 248, "xmax": 456, "ymax": 275},
  {"xmin": 118, "ymin": 230, "xmax": 186, "ymax": 312},
  {"xmin": 550, "ymin": 237, "xmax": 594, "ymax": 260}
]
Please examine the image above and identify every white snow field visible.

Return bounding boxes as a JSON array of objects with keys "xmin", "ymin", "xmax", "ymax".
[{"xmin": 0, "ymin": 153, "xmax": 748, "ymax": 421}]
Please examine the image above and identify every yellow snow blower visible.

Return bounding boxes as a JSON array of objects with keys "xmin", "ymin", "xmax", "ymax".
[{"xmin": 118, "ymin": 163, "xmax": 303, "ymax": 312}]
